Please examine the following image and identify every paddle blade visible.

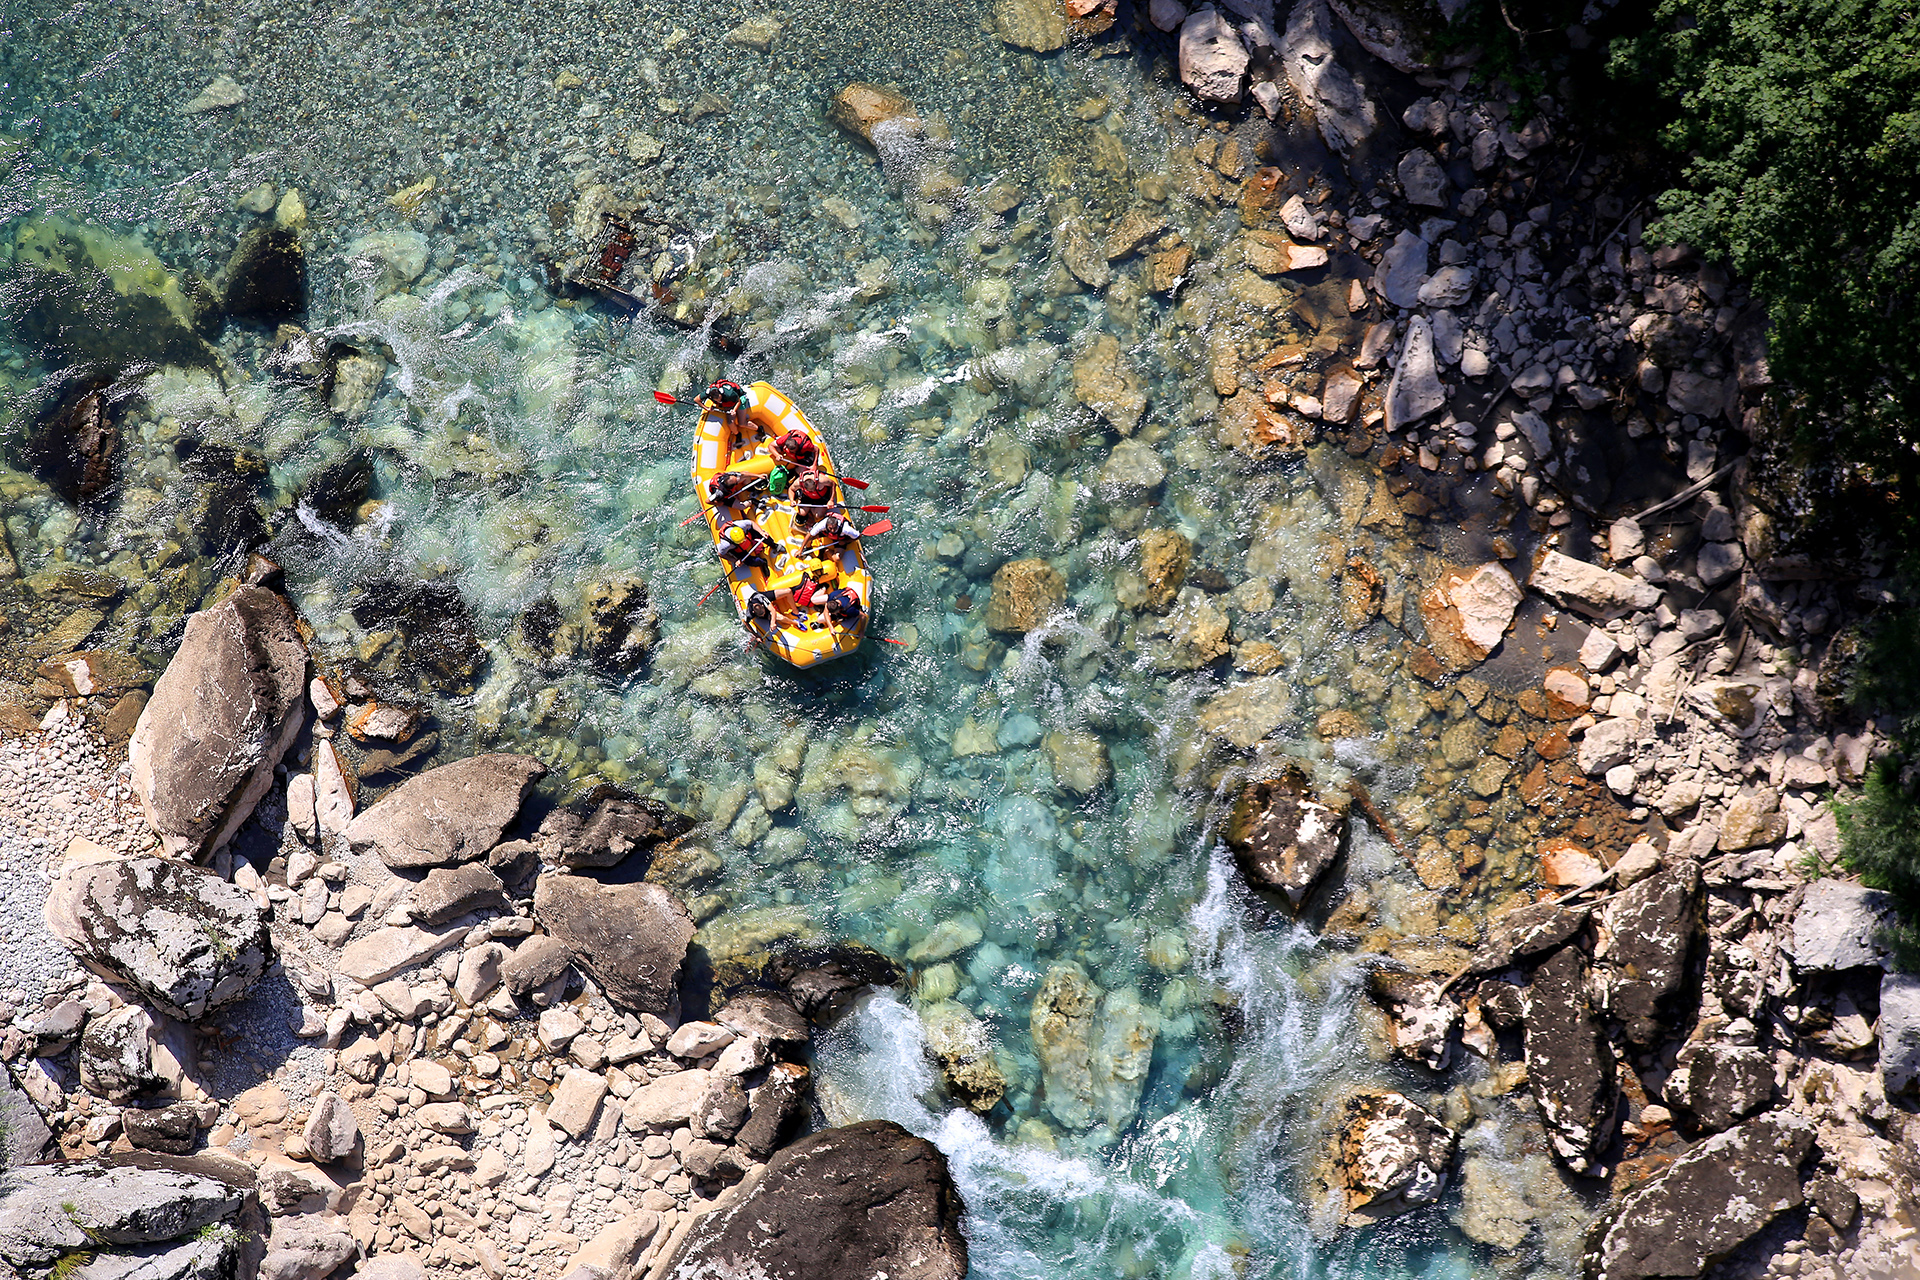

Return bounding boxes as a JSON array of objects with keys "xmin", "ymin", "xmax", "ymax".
[
  {"xmin": 877, "ymin": 636, "xmax": 909, "ymax": 645},
  {"xmin": 653, "ymin": 390, "xmax": 679, "ymax": 405},
  {"xmin": 861, "ymin": 520, "xmax": 893, "ymax": 536},
  {"xmin": 857, "ymin": 505, "xmax": 891, "ymax": 513},
  {"xmin": 840, "ymin": 475, "xmax": 870, "ymax": 490}
]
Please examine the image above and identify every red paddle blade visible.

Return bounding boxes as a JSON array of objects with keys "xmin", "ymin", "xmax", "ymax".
[
  {"xmin": 861, "ymin": 520, "xmax": 893, "ymax": 536},
  {"xmin": 857, "ymin": 505, "xmax": 891, "ymax": 513},
  {"xmin": 840, "ymin": 476, "xmax": 869, "ymax": 490},
  {"xmin": 653, "ymin": 391, "xmax": 679, "ymax": 405},
  {"xmin": 877, "ymin": 636, "xmax": 909, "ymax": 645}
]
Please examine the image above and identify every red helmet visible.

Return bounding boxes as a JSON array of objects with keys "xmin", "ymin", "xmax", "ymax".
[{"xmin": 706, "ymin": 381, "xmax": 745, "ymax": 407}]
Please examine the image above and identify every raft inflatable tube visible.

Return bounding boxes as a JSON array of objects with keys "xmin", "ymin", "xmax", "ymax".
[{"xmin": 690, "ymin": 381, "xmax": 871, "ymax": 669}]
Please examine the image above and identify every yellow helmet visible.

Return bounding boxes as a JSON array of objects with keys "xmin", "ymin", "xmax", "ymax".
[{"xmin": 726, "ymin": 526, "xmax": 747, "ymax": 545}]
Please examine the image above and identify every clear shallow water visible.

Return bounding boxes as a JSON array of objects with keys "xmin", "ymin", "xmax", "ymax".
[{"xmin": 2, "ymin": 2, "xmax": 1574, "ymax": 1276}]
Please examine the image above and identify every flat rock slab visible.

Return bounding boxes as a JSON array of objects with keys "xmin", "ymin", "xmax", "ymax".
[
  {"xmin": 345, "ymin": 753, "xmax": 546, "ymax": 868},
  {"xmin": 1583, "ymin": 1111, "xmax": 1815, "ymax": 1280},
  {"xmin": 338, "ymin": 924, "xmax": 466, "ymax": 985},
  {"xmin": 662, "ymin": 1119, "xmax": 967, "ymax": 1280},
  {"xmin": 128, "ymin": 586, "xmax": 309, "ymax": 860},
  {"xmin": 45, "ymin": 857, "xmax": 270, "ymax": 1021},
  {"xmin": 1788, "ymin": 879, "xmax": 1896, "ymax": 972},
  {"xmin": 1529, "ymin": 550, "xmax": 1661, "ymax": 617},
  {"xmin": 1881, "ymin": 972, "xmax": 1920, "ymax": 1096},
  {"xmin": 532, "ymin": 874, "xmax": 693, "ymax": 1014},
  {"xmin": 622, "ymin": 1069, "xmax": 712, "ymax": 1129},
  {"xmin": 0, "ymin": 1162, "xmax": 243, "ymax": 1267}
]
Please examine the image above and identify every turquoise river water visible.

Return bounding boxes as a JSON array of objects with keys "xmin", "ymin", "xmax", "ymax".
[{"xmin": 0, "ymin": 2, "xmax": 1575, "ymax": 1277}]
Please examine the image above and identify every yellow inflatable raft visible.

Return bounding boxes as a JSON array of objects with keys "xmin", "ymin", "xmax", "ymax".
[{"xmin": 690, "ymin": 381, "xmax": 872, "ymax": 668}]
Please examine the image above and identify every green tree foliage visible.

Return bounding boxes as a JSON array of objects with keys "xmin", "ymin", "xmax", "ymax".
[{"xmin": 1610, "ymin": 0, "xmax": 1920, "ymax": 490}]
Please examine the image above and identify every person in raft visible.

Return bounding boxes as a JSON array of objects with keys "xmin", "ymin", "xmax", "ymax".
[
  {"xmin": 743, "ymin": 589, "xmax": 790, "ymax": 634},
  {"xmin": 790, "ymin": 467, "xmax": 838, "ymax": 524},
  {"xmin": 824, "ymin": 585, "xmax": 864, "ymax": 629},
  {"xmin": 804, "ymin": 510, "xmax": 862, "ymax": 550},
  {"xmin": 702, "ymin": 380, "xmax": 750, "ymax": 434},
  {"xmin": 718, "ymin": 517, "xmax": 772, "ymax": 573},
  {"xmin": 706, "ymin": 469, "xmax": 763, "ymax": 508}
]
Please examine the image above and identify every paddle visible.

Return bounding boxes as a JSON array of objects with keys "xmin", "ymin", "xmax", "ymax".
[
  {"xmin": 861, "ymin": 520, "xmax": 894, "ymax": 536},
  {"xmin": 697, "ymin": 578, "xmax": 728, "ymax": 606}
]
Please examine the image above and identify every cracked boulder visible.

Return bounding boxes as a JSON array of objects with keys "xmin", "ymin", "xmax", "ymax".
[
  {"xmin": 0, "ymin": 1160, "xmax": 243, "ymax": 1269},
  {"xmin": 535, "ymin": 787, "xmax": 694, "ymax": 871},
  {"xmin": 660, "ymin": 1119, "xmax": 966, "ymax": 1280},
  {"xmin": 1662, "ymin": 1041, "xmax": 1774, "ymax": 1134},
  {"xmin": 533, "ymin": 873, "xmax": 695, "ymax": 1015},
  {"xmin": 1523, "ymin": 945, "xmax": 1617, "ymax": 1176},
  {"xmin": 128, "ymin": 585, "xmax": 310, "ymax": 860},
  {"xmin": 344, "ymin": 753, "xmax": 546, "ymax": 868},
  {"xmin": 1591, "ymin": 863, "xmax": 1702, "ymax": 1048},
  {"xmin": 47, "ymin": 856, "xmax": 270, "ymax": 1021},
  {"xmin": 1583, "ymin": 1111, "xmax": 1815, "ymax": 1280}
]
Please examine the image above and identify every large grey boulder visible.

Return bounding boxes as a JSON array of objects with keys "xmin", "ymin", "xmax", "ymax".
[
  {"xmin": 532, "ymin": 874, "xmax": 695, "ymax": 1014},
  {"xmin": 404, "ymin": 863, "xmax": 508, "ymax": 926},
  {"xmin": 1372, "ymin": 231, "xmax": 1429, "ymax": 309},
  {"xmin": 0, "ymin": 1162, "xmax": 242, "ymax": 1268},
  {"xmin": 1, "ymin": 1064, "xmax": 54, "ymax": 1165},
  {"xmin": 1787, "ymin": 878, "xmax": 1896, "ymax": 972},
  {"xmin": 1224, "ymin": 768, "xmax": 1348, "ymax": 910},
  {"xmin": 79, "ymin": 1006, "xmax": 191, "ymax": 1104},
  {"xmin": 1178, "ymin": 6, "xmax": 1249, "ymax": 104},
  {"xmin": 1279, "ymin": 0, "xmax": 1379, "ymax": 154},
  {"xmin": 1384, "ymin": 314, "xmax": 1446, "ymax": 431},
  {"xmin": 47, "ymin": 857, "xmax": 270, "ymax": 1021},
  {"xmin": 344, "ymin": 753, "xmax": 547, "ymax": 868},
  {"xmin": 258, "ymin": 1212, "xmax": 355, "ymax": 1280},
  {"xmin": 1524, "ymin": 945, "xmax": 1617, "ymax": 1176},
  {"xmin": 1880, "ymin": 971, "xmax": 1920, "ymax": 1097},
  {"xmin": 1592, "ymin": 864, "xmax": 1701, "ymax": 1047},
  {"xmin": 128, "ymin": 586, "xmax": 309, "ymax": 860},
  {"xmin": 302, "ymin": 1093, "xmax": 358, "ymax": 1164},
  {"xmin": 1582, "ymin": 1111, "xmax": 1815, "ymax": 1279},
  {"xmin": 661, "ymin": 1120, "xmax": 966, "ymax": 1280}
]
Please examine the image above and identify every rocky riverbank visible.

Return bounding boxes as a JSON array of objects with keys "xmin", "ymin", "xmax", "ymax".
[{"xmin": 0, "ymin": 593, "xmax": 967, "ymax": 1280}]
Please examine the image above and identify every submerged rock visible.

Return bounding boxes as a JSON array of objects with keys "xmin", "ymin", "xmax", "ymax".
[
  {"xmin": 1136, "ymin": 528, "xmax": 1192, "ymax": 611},
  {"xmin": 985, "ymin": 558, "xmax": 1066, "ymax": 634},
  {"xmin": 3, "ymin": 214, "xmax": 221, "ymax": 367},
  {"xmin": 349, "ymin": 577, "xmax": 487, "ymax": 690},
  {"xmin": 129, "ymin": 585, "xmax": 310, "ymax": 860},
  {"xmin": 1225, "ymin": 767, "xmax": 1349, "ymax": 908},
  {"xmin": 1583, "ymin": 1111, "xmax": 1815, "ymax": 1280},
  {"xmin": 1197, "ymin": 674, "xmax": 1291, "ymax": 749},
  {"xmin": 661, "ymin": 1120, "xmax": 966, "ymax": 1280},
  {"xmin": 16, "ymin": 371, "xmax": 126, "ymax": 506},
  {"xmin": 828, "ymin": 83, "xmax": 920, "ymax": 148},
  {"xmin": 993, "ymin": 0, "xmax": 1069, "ymax": 51},
  {"xmin": 921, "ymin": 1000, "xmax": 1007, "ymax": 1113},
  {"xmin": 47, "ymin": 856, "xmax": 270, "ymax": 1021},
  {"xmin": 533, "ymin": 873, "xmax": 695, "ymax": 1015},
  {"xmin": 1072, "ymin": 332, "xmax": 1148, "ymax": 434},
  {"xmin": 1326, "ymin": 1089, "xmax": 1456, "ymax": 1228},
  {"xmin": 1029, "ymin": 963, "xmax": 1159, "ymax": 1136},
  {"xmin": 220, "ymin": 224, "xmax": 306, "ymax": 323},
  {"xmin": 580, "ymin": 574, "xmax": 657, "ymax": 675}
]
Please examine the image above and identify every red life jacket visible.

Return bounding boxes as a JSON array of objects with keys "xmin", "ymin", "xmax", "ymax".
[
  {"xmin": 773, "ymin": 430, "xmax": 817, "ymax": 468},
  {"xmin": 793, "ymin": 471, "xmax": 834, "ymax": 505}
]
